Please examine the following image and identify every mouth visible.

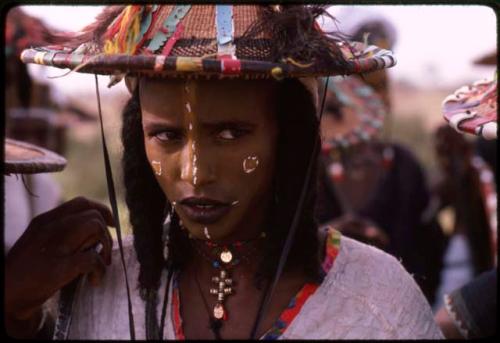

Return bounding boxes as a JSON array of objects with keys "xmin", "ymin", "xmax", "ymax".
[{"xmin": 178, "ymin": 197, "xmax": 231, "ymax": 225}]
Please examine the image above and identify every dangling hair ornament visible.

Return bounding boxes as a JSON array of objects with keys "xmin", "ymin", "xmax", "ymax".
[
  {"xmin": 382, "ymin": 145, "xmax": 394, "ymax": 170},
  {"xmin": 328, "ymin": 149, "xmax": 344, "ymax": 183}
]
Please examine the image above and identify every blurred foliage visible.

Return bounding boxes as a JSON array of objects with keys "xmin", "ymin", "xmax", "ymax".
[
  {"xmin": 53, "ymin": 124, "xmax": 132, "ymax": 237},
  {"xmin": 386, "ymin": 114, "xmax": 439, "ymax": 177}
]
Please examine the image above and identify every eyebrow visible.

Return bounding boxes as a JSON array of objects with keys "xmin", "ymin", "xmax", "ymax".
[
  {"xmin": 142, "ymin": 120, "xmax": 181, "ymax": 133},
  {"xmin": 143, "ymin": 119, "xmax": 257, "ymax": 132},
  {"xmin": 200, "ymin": 120, "xmax": 257, "ymax": 130}
]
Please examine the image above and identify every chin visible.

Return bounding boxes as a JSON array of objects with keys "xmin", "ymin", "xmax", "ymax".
[{"xmin": 182, "ymin": 220, "xmax": 234, "ymax": 242}]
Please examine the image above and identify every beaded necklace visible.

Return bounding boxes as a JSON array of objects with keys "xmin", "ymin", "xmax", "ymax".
[{"xmin": 189, "ymin": 232, "xmax": 266, "ymax": 327}]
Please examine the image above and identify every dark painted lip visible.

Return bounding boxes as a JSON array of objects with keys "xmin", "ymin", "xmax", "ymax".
[{"xmin": 178, "ymin": 197, "xmax": 231, "ymax": 225}]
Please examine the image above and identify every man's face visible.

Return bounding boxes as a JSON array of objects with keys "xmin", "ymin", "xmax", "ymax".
[{"xmin": 140, "ymin": 78, "xmax": 279, "ymax": 242}]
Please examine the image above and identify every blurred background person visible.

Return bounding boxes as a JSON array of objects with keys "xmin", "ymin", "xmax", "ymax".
[
  {"xmin": 315, "ymin": 74, "xmax": 445, "ymax": 305},
  {"xmin": 316, "ymin": 9, "xmax": 446, "ymax": 305},
  {"xmin": 431, "ymin": 72, "xmax": 497, "ymax": 312},
  {"xmin": 473, "ymin": 50, "xmax": 497, "ymax": 182},
  {"xmin": 4, "ymin": 137, "xmax": 67, "ymax": 334},
  {"xmin": 4, "ymin": 7, "xmax": 95, "ymax": 253},
  {"xmin": 434, "ymin": 73, "xmax": 497, "ymax": 339}
]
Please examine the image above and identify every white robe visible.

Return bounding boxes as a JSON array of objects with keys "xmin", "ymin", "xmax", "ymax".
[{"xmin": 67, "ymin": 234, "xmax": 443, "ymax": 339}]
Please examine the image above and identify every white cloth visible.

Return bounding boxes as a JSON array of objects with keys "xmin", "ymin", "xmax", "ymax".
[
  {"xmin": 4, "ymin": 174, "xmax": 61, "ymax": 253},
  {"xmin": 67, "ymin": 234, "xmax": 443, "ymax": 339},
  {"xmin": 433, "ymin": 234, "xmax": 474, "ymax": 312}
]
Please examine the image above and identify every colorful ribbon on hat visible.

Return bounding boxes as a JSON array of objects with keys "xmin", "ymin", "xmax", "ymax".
[{"xmin": 104, "ymin": 5, "xmax": 143, "ymax": 55}]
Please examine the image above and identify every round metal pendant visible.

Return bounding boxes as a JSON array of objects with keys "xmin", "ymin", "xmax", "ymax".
[
  {"xmin": 220, "ymin": 249, "xmax": 233, "ymax": 264},
  {"xmin": 213, "ymin": 304, "xmax": 225, "ymax": 319}
]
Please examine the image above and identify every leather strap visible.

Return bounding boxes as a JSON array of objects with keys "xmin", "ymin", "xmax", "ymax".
[
  {"xmin": 250, "ymin": 77, "xmax": 330, "ymax": 339},
  {"xmin": 94, "ymin": 75, "xmax": 136, "ymax": 339}
]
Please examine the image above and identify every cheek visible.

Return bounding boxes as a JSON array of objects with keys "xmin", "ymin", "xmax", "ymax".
[
  {"xmin": 144, "ymin": 141, "xmax": 176, "ymax": 197},
  {"xmin": 236, "ymin": 138, "xmax": 277, "ymax": 199}
]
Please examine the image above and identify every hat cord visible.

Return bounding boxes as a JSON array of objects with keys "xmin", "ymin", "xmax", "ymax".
[
  {"xmin": 94, "ymin": 74, "xmax": 136, "ymax": 340},
  {"xmin": 249, "ymin": 77, "xmax": 330, "ymax": 339}
]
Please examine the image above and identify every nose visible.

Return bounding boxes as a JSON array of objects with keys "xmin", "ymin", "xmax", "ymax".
[{"xmin": 179, "ymin": 138, "xmax": 216, "ymax": 187}]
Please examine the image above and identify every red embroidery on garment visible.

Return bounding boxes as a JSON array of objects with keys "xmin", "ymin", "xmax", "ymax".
[{"xmin": 171, "ymin": 280, "xmax": 185, "ymax": 340}]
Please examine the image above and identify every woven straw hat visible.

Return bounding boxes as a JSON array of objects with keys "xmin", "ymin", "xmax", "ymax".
[
  {"xmin": 442, "ymin": 76, "xmax": 497, "ymax": 140},
  {"xmin": 320, "ymin": 76, "xmax": 386, "ymax": 151},
  {"xmin": 20, "ymin": 5, "xmax": 396, "ymax": 81},
  {"xmin": 474, "ymin": 50, "xmax": 496, "ymax": 66},
  {"xmin": 4, "ymin": 138, "xmax": 67, "ymax": 175}
]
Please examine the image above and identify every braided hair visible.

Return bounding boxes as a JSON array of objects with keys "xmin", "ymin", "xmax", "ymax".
[{"xmin": 121, "ymin": 78, "xmax": 323, "ymax": 295}]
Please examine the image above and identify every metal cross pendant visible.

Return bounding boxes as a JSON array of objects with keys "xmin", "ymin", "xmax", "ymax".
[{"xmin": 209, "ymin": 269, "xmax": 233, "ymax": 320}]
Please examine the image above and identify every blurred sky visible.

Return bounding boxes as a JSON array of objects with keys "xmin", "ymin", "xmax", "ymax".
[{"xmin": 19, "ymin": 4, "xmax": 497, "ymax": 97}]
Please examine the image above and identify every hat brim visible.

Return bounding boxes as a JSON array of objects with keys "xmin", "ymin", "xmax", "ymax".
[
  {"xmin": 4, "ymin": 138, "xmax": 67, "ymax": 174},
  {"xmin": 21, "ymin": 41, "xmax": 396, "ymax": 79},
  {"xmin": 321, "ymin": 76, "xmax": 386, "ymax": 151},
  {"xmin": 442, "ymin": 78, "xmax": 497, "ymax": 140},
  {"xmin": 473, "ymin": 51, "xmax": 496, "ymax": 66}
]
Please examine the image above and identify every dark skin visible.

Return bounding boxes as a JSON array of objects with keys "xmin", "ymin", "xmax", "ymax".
[
  {"xmin": 5, "ymin": 197, "xmax": 114, "ymax": 338},
  {"xmin": 333, "ymin": 143, "xmax": 386, "ymax": 213},
  {"xmin": 5, "ymin": 78, "xmax": 319, "ymax": 339},
  {"xmin": 140, "ymin": 78, "xmax": 309, "ymax": 339},
  {"xmin": 433, "ymin": 126, "xmax": 474, "ymax": 234}
]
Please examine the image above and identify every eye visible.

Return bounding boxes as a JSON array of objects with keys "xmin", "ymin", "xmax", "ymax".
[
  {"xmin": 153, "ymin": 130, "xmax": 183, "ymax": 143},
  {"xmin": 216, "ymin": 128, "xmax": 250, "ymax": 141},
  {"xmin": 218, "ymin": 129, "xmax": 237, "ymax": 140}
]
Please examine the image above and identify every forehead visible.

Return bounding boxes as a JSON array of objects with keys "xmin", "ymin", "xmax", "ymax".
[{"xmin": 139, "ymin": 78, "xmax": 277, "ymax": 117}]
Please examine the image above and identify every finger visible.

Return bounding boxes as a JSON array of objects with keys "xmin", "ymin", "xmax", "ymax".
[
  {"xmin": 78, "ymin": 221, "xmax": 113, "ymax": 266},
  {"xmin": 50, "ymin": 210, "xmax": 110, "ymax": 256},
  {"xmin": 63, "ymin": 250, "xmax": 106, "ymax": 287},
  {"xmin": 86, "ymin": 255, "xmax": 107, "ymax": 287},
  {"xmin": 33, "ymin": 197, "xmax": 115, "ymax": 228}
]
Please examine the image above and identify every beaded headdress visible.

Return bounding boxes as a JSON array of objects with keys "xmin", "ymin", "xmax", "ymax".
[
  {"xmin": 320, "ymin": 76, "xmax": 386, "ymax": 151},
  {"xmin": 442, "ymin": 76, "xmax": 497, "ymax": 140}
]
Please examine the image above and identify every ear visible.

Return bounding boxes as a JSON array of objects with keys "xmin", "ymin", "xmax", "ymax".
[{"xmin": 125, "ymin": 76, "xmax": 138, "ymax": 94}]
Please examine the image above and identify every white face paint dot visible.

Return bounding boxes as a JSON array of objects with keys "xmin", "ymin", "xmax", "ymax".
[
  {"xmin": 204, "ymin": 226, "xmax": 211, "ymax": 240},
  {"xmin": 186, "ymin": 102, "xmax": 192, "ymax": 113},
  {"xmin": 151, "ymin": 160, "xmax": 162, "ymax": 176},
  {"xmin": 243, "ymin": 156, "xmax": 259, "ymax": 174},
  {"xmin": 231, "ymin": 200, "xmax": 239, "ymax": 206}
]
